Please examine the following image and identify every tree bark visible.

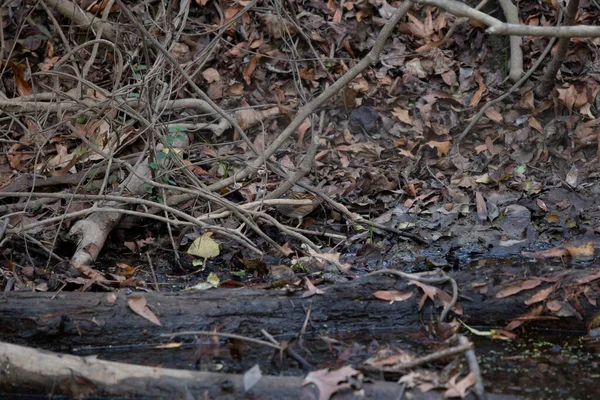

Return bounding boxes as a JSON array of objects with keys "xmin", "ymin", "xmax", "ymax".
[{"xmin": 0, "ymin": 266, "xmax": 595, "ymax": 349}]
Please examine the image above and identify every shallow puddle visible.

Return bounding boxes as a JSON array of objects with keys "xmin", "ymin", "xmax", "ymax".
[{"xmin": 66, "ymin": 329, "xmax": 600, "ymax": 399}]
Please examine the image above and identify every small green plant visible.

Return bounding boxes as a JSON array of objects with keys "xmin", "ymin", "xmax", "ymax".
[
  {"xmin": 132, "ymin": 64, "xmax": 147, "ymax": 80},
  {"xmin": 220, "ymin": 160, "xmax": 231, "ymax": 178}
]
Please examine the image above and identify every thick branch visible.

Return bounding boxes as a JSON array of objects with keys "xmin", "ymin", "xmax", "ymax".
[
  {"xmin": 43, "ymin": 0, "xmax": 117, "ymax": 42},
  {"xmin": 418, "ymin": 0, "xmax": 600, "ymax": 37},
  {"xmin": 535, "ymin": 0, "xmax": 580, "ymax": 97},
  {"xmin": 497, "ymin": 0, "xmax": 523, "ymax": 82}
]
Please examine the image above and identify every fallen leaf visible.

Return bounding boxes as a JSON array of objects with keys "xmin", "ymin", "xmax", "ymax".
[
  {"xmin": 425, "ymin": 141, "xmax": 450, "ymax": 157},
  {"xmin": 409, "ymin": 280, "xmax": 462, "ymax": 315},
  {"xmin": 565, "ymin": 241, "xmax": 594, "ymax": 260},
  {"xmin": 128, "ymin": 296, "xmax": 161, "ymax": 326},
  {"xmin": 374, "ymin": 290, "xmax": 414, "ymax": 302},
  {"xmin": 521, "ymin": 248, "xmax": 569, "ymax": 259},
  {"xmin": 303, "ymin": 366, "xmax": 360, "ymax": 400},
  {"xmin": 302, "ymin": 278, "xmax": 325, "ymax": 298},
  {"xmin": 202, "ymin": 68, "xmax": 221, "ymax": 83},
  {"xmin": 524, "ymin": 286, "xmax": 555, "ymax": 305},
  {"xmin": 496, "ymin": 279, "xmax": 542, "ymax": 298},
  {"xmin": 244, "ymin": 364, "xmax": 262, "ymax": 391},
  {"xmin": 444, "ymin": 372, "xmax": 475, "ymax": 398},
  {"xmin": 187, "ymin": 233, "xmax": 220, "ymax": 258},
  {"xmin": 297, "ymin": 118, "xmax": 311, "ymax": 145},
  {"xmin": 243, "ymin": 55, "xmax": 260, "ymax": 84}
]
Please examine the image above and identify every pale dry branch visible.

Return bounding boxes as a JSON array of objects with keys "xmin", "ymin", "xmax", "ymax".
[
  {"xmin": 43, "ymin": 0, "xmax": 117, "ymax": 42},
  {"xmin": 418, "ymin": 0, "xmax": 600, "ymax": 37},
  {"xmin": 0, "ymin": 192, "xmax": 263, "ymax": 256},
  {"xmin": 497, "ymin": 0, "xmax": 523, "ymax": 82}
]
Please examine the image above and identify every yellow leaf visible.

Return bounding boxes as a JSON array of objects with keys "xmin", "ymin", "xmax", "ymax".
[
  {"xmin": 207, "ymin": 272, "xmax": 220, "ymax": 287},
  {"xmin": 187, "ymin": 233, "xmax": 220, "ymax": 258}
]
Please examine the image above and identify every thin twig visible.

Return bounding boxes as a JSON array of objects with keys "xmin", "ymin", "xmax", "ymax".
[
  {"xmin": 458, "ymin": 335, "xmax": 486, "ymax": 400},
  {"xmin": 361, "ymin": 342, "xmax": 473, "ymax": 372},
  {"xmin": 145, "ymin": 252, "xmax": 160, "ymax": 292},
  {"xmin": 162, "ymin": 330, "xmax": 281, "ymax": 350}
]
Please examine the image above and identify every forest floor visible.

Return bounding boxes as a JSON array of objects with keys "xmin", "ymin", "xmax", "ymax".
[{"xmin": 1, "ymin": 0, "xmax": 600, "ymax": 399}]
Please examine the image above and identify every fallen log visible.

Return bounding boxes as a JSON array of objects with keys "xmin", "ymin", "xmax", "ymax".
[
  {"xmin": 0, "ymin": 341, "xmax": 520, "ymax": 399},
  {"xmin": 0, "ymin": 265, "xmax": 596, "ymax": 349}
]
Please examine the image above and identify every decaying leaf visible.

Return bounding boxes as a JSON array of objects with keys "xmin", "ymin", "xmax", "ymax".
[
  {"xmin": 496, "ymin": 279, "xmax": 542, "ymax": 298},
  {"xmin": 128, "ymin": 296, "xmax": 161, "ymax": 326},
  {"xmin": 374, "ymin": 290, "xmax": 414, "ymax": 302},
  {"xmin": 409, "ymin": 280, "xmax": 462, "ymax": 315},
  {"xmin": 303, "ymin": 366, "xmax": 360, "ymax": 400}
]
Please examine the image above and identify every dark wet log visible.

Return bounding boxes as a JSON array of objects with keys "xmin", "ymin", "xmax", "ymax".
[
  {"xmin": 0, "ymin": 265, "xmax": 596, "ymax": 348},
  {"xmin": 0, "ymin": 341, "xmax": 519, "ymax": 400}
]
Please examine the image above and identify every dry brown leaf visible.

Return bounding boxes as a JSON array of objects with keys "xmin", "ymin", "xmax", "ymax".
[
  {"xmin": 444, "ymin": 372, "xmax": 475, "ymax": 399},
  {"xmin": 484, "ymin": 108, "xmax": 503, "ymax": 123},
  {"xmin": 11, "ymin": 63, "xmax": 32, "ymax": 97},
  {"xmin": 409, "ymin": 280, "xmax": 462, "ymax": 315},
  {"xmin": 128, "ymin": 296, "xmax": 162, "ymax": 326},
  {"xmin": 303, "ymin": 366, "xmax": 359, "ymax": 400},
  {"xmin": 302, "ymin": 278, "xmax": 325, "ymax": 298},
  {"xmin": 468, "ymin": 73, "xmax": 486, "ymax": 107},
  {"xmin": 524, "ymin": 286, "xmax": 555, "ymax": 305},
  {"xmin": 373, "ymin": 290, "xmax": 414, "ymax": 302},
  {"xmin": 576, "ymin": 270, "xmax": 600, "ymax": 284},
  {"xmin": 235, "ymin": 107, "xmax": 280, "ymax": 130},
  {"xmin": 521, "ymin": 248, "xmax": 569, "ymax": 259},
  {"xmin": 392, "ymin": 107, "xmax": 412, "ymax": 124},
  {"xmin": 425, "ymin": 141, "xmax": 450, "ymax": 157},
  {"xmin": 565, "ymin": 241, "xmax": 594, "ymax": 260},
  {"xmin": 557, "ymin": 85, "xmax": 576, "ymax": 112},
  {"xmin": 528, "ymin": 116, "xmax": 543, "ymax": 133},
  {"xmin": 243, "ymin": 56, "xmax": 260, "ymax": 85},
  {"xmin": 475, "ymin": 191, "xmax": 487, "ymax": 222},
  {"xmin": 496, "ymin": 279, "xmax": 542, "ymax": 298},
  {"xmin": 297, "ymin": 118, "xmax": 311, "ymax": 145},
  {"xmin": 202, "ymin": 68, "xmax": 221, "ymax": 83}
]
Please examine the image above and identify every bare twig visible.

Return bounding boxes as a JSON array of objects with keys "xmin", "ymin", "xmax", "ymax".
[
  {"xmin": 361, "ymin": 342, "xmax": 473, "ymax": 372},
  {"xmin": 162, "ymin": 331, "xmax": 281, "ymax": 350},
  {"xmin": 145, "ymin": 252, "xmax": 160, "ymax": 292},
  {"xmin": 43, "ymin": 0, "xmax": 117, "ymax": 42},
  {"xmin": 458, "ymin": 335, "xmax": 487, "ymax": 400}
]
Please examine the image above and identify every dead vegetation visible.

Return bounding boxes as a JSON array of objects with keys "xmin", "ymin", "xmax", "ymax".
[{"xmin": 1, "ymin": 0, "xmax": 600, "ymax": 398}]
